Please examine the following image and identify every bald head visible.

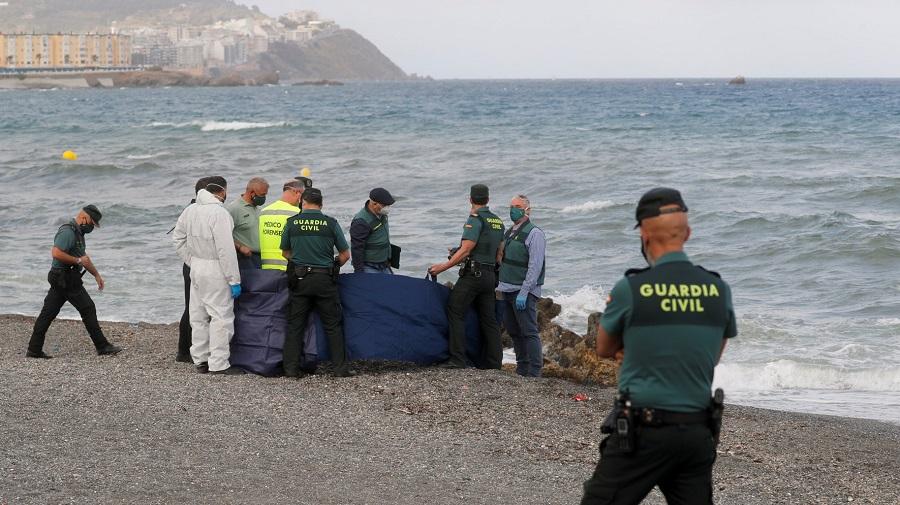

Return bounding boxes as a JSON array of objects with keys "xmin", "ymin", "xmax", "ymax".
[{"xmin": 640, "ymin": 204, "xmax": 690, "ymax": 264}]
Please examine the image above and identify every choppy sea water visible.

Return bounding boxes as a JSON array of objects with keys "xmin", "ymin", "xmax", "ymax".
[{"xmin": 1, "ymin": 80, "xmax": 898, "ymax": 423}]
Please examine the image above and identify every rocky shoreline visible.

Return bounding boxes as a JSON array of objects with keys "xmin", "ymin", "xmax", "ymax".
[
  {"xmin": 0, "ymin": 69, "xmax": 279, "ymax": 90},
  {"xmin": 1, "ymin": 313, "xmax": 898, "ymax": 504}
]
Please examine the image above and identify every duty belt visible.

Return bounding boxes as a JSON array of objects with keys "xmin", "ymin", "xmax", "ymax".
[
  {"xmin": 634, "ymin": 408, "xmax": 708, "ymax": 427},
  {"xmin": 295, "ymin": 266, "xmax": 332, "ymax": 275}
]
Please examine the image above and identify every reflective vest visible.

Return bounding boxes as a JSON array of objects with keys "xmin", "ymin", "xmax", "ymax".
[
  {"xmin": 499, "ymin": 220, "xmax": 545, "ymax": 286},
  {"xmin": 258, "ymin": 200, "xmax": 300, "ymax": 271}
]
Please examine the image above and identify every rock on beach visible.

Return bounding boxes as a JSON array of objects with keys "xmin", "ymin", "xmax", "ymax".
[{"xmin": 1, "ymin": 314, "xmax": 898, "ymax": 504}]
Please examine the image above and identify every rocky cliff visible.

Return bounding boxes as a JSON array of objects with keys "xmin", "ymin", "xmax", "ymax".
[{"xmin": 255, "ymin": 30, "xmax": 408, "ymax": 81}]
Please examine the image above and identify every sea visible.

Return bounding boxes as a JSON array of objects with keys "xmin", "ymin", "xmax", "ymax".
[{"xmin": 1, "ymin": 80, "xmax": 898, "ymax": 424}]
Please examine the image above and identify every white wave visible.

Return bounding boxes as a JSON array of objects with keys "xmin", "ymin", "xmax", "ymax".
[
  {"xmin": 145, "ymin": 120, "xmax": 291, "ymax": 131},
  {"xmin": 560, "ymin": 200, "xmax": 615, "ymax": 214},
  {"xmin": 200, "ymin": 121, "xmax": 290, "ymax": 131},
  {"xmin": 549, "ymin": 284, "xmax": 606, "ymax": 333},
  {"xmin": 574, "ymin": 127, "xmax": 590, "ymax": 131},
  {"xmin": 638, "ymin": 112, "xmax": 650, "ymax": 117},
  {"xmin": 126, "ymin": 152, "xmax": 169, "ymax": 160},
  {"xmin": 714, "ymin": 360, "xmax": 900, "ymax": 392},
  {"xmin": 874, "ymin": 318, "xmax": 900, "ymax": 326}
]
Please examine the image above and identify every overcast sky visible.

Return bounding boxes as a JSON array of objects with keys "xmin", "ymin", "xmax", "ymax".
[{"xmin": 246, "ymin": 0, "xmax": 900, "ymax": 79}]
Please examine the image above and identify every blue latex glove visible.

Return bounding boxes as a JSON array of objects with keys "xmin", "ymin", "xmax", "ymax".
[
  {"xmin": 230, "ymin": 284, "xmax": 242, "ymax": 299},
  {"xmin": 515, "ymin": 293, "xmax": 528, "ymax": 311}
]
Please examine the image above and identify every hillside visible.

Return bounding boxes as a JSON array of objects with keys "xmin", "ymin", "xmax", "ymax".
[
  {"xmin": 0, "ymin": 0, "xmax": 260, "ymax": 32},
  {"xmin": 255, "ymin": 30, "xmax": 408, "ymax": 81}
]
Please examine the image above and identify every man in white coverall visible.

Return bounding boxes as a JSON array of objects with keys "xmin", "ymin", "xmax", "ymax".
[{"xmin": 173, "ymin": 176, "xmax": 245, "ymax": 375}]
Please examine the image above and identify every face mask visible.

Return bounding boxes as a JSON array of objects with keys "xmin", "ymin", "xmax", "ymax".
[
  {"xmin": 641, "ymin": 238, "xmax": 653, "ymax": 266},
  {"xmin": 80, "ymin": 223, "xmax": 94, "ymax": 234},
  {"xmin": 510, "ymin": 207, "xmax": 526, "ymax": 222},
  {"xmin": 251, "ymin": 195, "xmax": 266, "ymax": 207},
  {"xmin": 380, "ymin": 206, "xmax": 391, "ymax": 216}
]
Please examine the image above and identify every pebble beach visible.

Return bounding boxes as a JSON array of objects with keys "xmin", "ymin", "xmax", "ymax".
[{"xmin": 1, "ymin": 314, "xmax": 898, "ymax": 504}]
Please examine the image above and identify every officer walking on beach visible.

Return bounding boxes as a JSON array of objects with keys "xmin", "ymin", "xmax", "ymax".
[
  {"xmin": 173, "ymin": 177, "xmax": 244, "ymax": 375},
  {"xmin": 280, "ymin": 187, "xmax": 354, "ymax": 378},
  {"xmin": 350, "ymin": 187, "xmax": 396, "ymax": 274},
  {"xmin": 581, "ymin": 188, "xmax": 737, "ymax": 505},
  {"xmin": 429, "ymin": 184, "xmax": 505, "ymax": 369},
  {"xmin": 26, "ymin": 205, "xmax": 123, "ymax": 358},
  {"xmin": 497, "ymin": 194, "xmax": 546, "ymax": 377},
  {"xmin": 258, "ymin": 178, "xmax": 309, "ymax": 271},
  {"xmin": 227, "ymin": 177, "xmax": 269, "ymax": 270}
]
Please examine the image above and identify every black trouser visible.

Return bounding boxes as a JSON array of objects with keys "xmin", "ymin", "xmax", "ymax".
[
  {"xmin": 28, "ymin": 268, "xmax": 110, "ymax": 353},
  {"xmin": 446, "ymin": 269, "xmax": 501, "ymax": 369},
  {"xmin": 178, "ymin": 263, "xmax": 191, "ymax": 357},
  {"xmin": 284, "ymin": 272, "xmax": 346, "ymax": 374},
  {"xmin": 581, "ymin": 423, "xmax": 716, "ymax": 505}
]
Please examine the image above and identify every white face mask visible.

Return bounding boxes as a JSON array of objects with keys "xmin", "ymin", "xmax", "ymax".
[{"xmin": 380, "ymin": 206, "xmax": 392, "ymax": 216}]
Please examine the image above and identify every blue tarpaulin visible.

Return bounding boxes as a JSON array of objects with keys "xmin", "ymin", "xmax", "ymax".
[{"xmin": 231, "ymin": 269, "xmax": 482, "ymax": 376}]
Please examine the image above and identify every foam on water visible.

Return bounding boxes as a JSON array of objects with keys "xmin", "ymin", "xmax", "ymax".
[
  {"xmin": 560, "ymin": 200, "xmax": 615, "ymax": 214},
  {"xmin": 548, "ymin": 285, "xmax": 607, "ymax": 333},
  {"xmin": 145, "ymin": 120, "xmax": 291, "ymax": 131}
]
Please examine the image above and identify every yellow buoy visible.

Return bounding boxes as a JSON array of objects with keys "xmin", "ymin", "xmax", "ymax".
[
  {"xmin": 62, "ymin": 150, "xmax": 78, "ymax": 161},
  {"xmin": 300, "ymin": 167, "xmax": 311, "ymax": 178}
]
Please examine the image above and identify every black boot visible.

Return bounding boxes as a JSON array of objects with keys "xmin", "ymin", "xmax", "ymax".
[
  {"xmin": 26, "ymin": 350, "xmax": 53, "ymax": 359},
  {"xmin": 97, "ymin": 344, "xmax": 123, "ymax": 356}
]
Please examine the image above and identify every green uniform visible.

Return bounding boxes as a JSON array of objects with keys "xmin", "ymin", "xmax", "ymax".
[
  {"xmin": 226, "ymin": 198, "xmax": 261, "ymax": 253},
  {"xmin": 445, "ymin": 207, "xmax": 505, "ymax": 368},
  {"xmin": 279, "ymin": 209, "xmax": 350, "ymax": 376},
  {"xmin": 280, "ymin": 210, "xmax": 349, "ymax": 268},
  {"xmin": 51, "ymin": 222, "xmax": 85, "ymax": 269},
  {"xmin": 350, "ymin": 205, "xmax": 391, "ymax": 270},
  {"xmin": 498, "ymin": 220, "xmax": 545, "ymax": 286},
  {"xmin": 601, "ymin": 251, "xmax": 736, "ymax": 412},
  {"xmin": 582, "ymin": 251, "xmax": 737, "ymax": 505}
]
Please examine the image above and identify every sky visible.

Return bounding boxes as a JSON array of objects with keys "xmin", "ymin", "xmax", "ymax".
[{"xmin": 246, "ymin": 0, "xmax": 900, "ymax": 79}]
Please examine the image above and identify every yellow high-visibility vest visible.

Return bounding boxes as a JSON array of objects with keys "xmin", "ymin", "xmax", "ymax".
[{"xmin": 258, "ymin": 199, "xmax": 300, "ymax": 271}]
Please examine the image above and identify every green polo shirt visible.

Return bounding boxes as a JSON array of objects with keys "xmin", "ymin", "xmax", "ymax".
[
  {"xmin": 280, "ymin": 209, "xmax": 349, "ymax": 268},
  {"xmin": 226, "ymin": 197, "xmax": 261, "ymax": 253},
  {"xmin": 51, "ymin": 222, "xmax": 84, "ymax": 269},
  {"xmin": 460, "ymin": 207, "xmax": 505, "ymax": 265},
  {"xmin": 601, "ymin": 251, "xmax": 737, "ymax": 412}
]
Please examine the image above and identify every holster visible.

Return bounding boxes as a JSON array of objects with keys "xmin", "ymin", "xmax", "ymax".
[
  {"xmin": 600, "ymin": 392, "xmax": 636, "ymax": 454},
  {"xmin": 708, "ymin": 388, "xmax": 725, "ymax": 447},
  {"xmin": 331, "ymin": 260, "xmax": 340, "ymax": 283}
]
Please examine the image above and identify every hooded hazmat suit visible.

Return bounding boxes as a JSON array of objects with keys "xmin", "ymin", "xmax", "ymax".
[{"xmin": 173, "ymin": 189, "xmax": 241, "ymax": 372}]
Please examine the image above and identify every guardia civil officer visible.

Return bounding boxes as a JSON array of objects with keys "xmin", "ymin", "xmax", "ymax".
[
  {"xmin": 428, "ymin": 184, "xmax": 505, "ymax": 369},
  {"xmin": 497, "ymin": 194, "xmax": 546, "ymax": 377},
  {"xmin": 581, "ymin": 188, "xmax": 737, "ymax": 505},
  {"xmin": 280, "ymin": 187, "xmax": 353, "ymax": 378},
  {"xmin": 350, "ymin": 188, "xmax": 395, "ymax": 274},
  {"xmin": 26, "ymin": 205, "xmax": 123, "ymax": 358},
  {"xmin": 227, "ymin": 177, "xmax": 269, "ymax": 270}
]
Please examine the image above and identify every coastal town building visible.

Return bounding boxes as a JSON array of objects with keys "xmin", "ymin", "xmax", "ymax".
[
  {"xmin": 0, "ymin": 9, "xmax": 336, "ymax": 72},
  {"xmin": 0, "ymin": 33, "xmax": 132, "ymax": 69}
]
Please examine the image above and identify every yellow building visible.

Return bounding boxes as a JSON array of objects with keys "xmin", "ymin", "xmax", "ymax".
[{"xmin": 0, "ymin": 33, "xmax": 132, "ymax": 69}]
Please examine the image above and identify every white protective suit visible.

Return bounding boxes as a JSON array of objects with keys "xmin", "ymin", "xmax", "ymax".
[{"xmin": 173, "ymin": 189, "xmax": 241, "ymax": 372}]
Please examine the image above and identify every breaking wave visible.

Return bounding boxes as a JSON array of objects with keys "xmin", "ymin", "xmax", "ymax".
[
  {"xmin": 714, "ymin": 360, "xmax": 900, "ymax": 392},
  {"xmin": 560, "ymin": 200, "xmax": 615, "ymax": 214},
  {"xmin": 146, "ymin": 120, "xmax": 292, "ymax": 131}
]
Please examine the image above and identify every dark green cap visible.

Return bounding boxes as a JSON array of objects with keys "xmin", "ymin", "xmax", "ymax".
[
  {"xmin": 470, "ymin": 184, "xmax": 489, "ymax": 200},
  {"xmin": 82, "ymin": 204, "xmax": 102, "ymax": 227}
]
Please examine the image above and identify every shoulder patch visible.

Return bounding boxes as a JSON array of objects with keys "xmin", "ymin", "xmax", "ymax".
[
  {"xmin": 464, "ymin": 224, "xmax": 474, "ymax": 228},
  {"xmin": 625, "ymin": 266, "xmax": 651, "ymax": 277}
]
